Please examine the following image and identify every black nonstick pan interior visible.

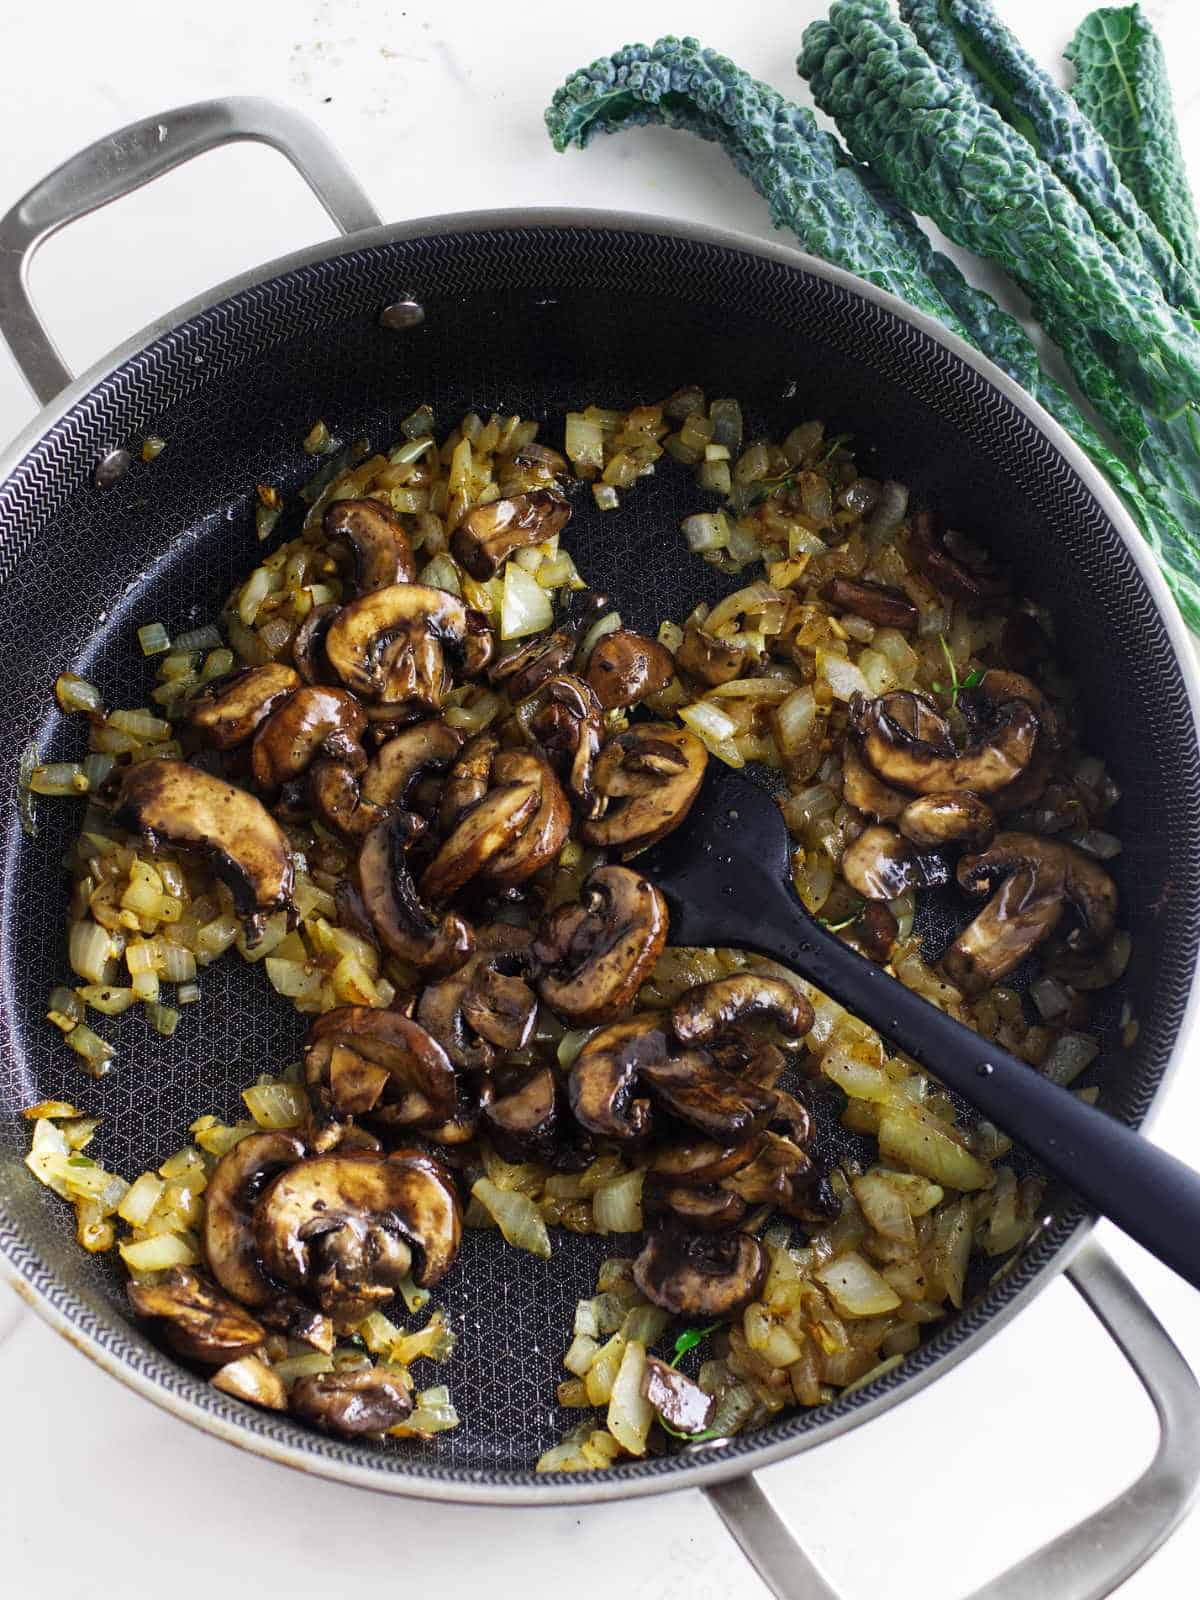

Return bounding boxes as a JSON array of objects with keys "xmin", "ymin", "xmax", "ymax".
[{"xmin": 1, "ymin": 221, "xmax": 1197, "ymax": 1488}]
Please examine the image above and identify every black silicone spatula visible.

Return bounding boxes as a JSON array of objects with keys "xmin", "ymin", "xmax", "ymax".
[{"xmin": 636, "ymin": 762, "xmax": 1200, "ymax": 1290}]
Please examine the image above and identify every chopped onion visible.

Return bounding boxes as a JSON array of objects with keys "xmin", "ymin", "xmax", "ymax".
[
  {"xmin": 877, "ymin": 1108, "xmax": 994, "ymax": 1192},
  {"xmin": 172, "ymin": 624, "xmax": 223, "ymax": 654},
  {"xmin": 576, "ymin": 610, "xmax": 622, "ymax": 669},
  {"xmin": 471, "ymin": 1178, "xmax": 551, "ymax": 1258},
  {"xmin": 242, "ymin": 1083, "xmax": 307, "ymax": 1129},
  {"xmin": 815, "ymin": 1252, "xmax": 902, "ymax": 1317},
  {"xmin": 500, "ymin": 562, "xmax": 554, "ymax": 640},
  {"xmin": 1040, "ymin": 1030, "xmax": 1100, "ymax": 1086},
  {"xmin": 137, "ymin": 622, "xmax": 171, "ymax": 656},
  {"xmin": 607, "ymin": 1339, "xmax": 652, "ymax": 1456},
  {"xmin": 119, "ymin": 1232, "xmax": 198, "ymax": 1273},
  {"xmin": 591, "ymin": 1170, "xmax": 644, "ymax": 1235},
  {"xmin": 815, "ymin": 649, "xmax": 870, "ymax": 702},
  {"xmin": 866, "ymin": 480, "xmax": 908, "ymax": 535},
  {"xmin": 681, "ymin": 511, "xmax": 730, "ymax": 553},
  {"xmin": 55, "ymin": 674, "xmax": 104, "ymax": 715}
]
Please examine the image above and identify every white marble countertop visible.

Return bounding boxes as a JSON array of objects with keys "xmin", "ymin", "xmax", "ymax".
[{"xmin": 2, "ymin": 2, "xmax": 1199, "ymax": 1596}]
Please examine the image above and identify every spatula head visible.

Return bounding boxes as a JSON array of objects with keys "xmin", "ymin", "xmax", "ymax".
[{"xmin": 634, "ymin": 763, "xmax": 797, "ymax": 948}]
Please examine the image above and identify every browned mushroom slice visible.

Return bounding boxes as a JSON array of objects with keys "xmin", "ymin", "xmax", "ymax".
[
  {"xmin": 644, "ymin": 1179, "xmax": 749, "ymax": 1233},
  {"xmin": 675, "ymin": 621, "xmax": 746, "ymax": 687},
  {"xmin": 418, "ymin": 781, "xmax": 539, "ymax": 903},
  {"xmin": 411, "ymin": 1072, "xmax": 496, "ymax": 1146},
  {"xmin": 842, "ymin": 738, "xmax": 908, "ymax": 821},
  {"xmin": 641, "ymin": 1355, "xmax": 718, "ymax": 1434},
  {"xmin": 857, "ymin": 900, "xmax": 899, "ymax": 963},
  {"xmin": 638, "ymin": 1053, "xmax": 776, "ymax": 1143},
  {"xmin": 114, "ymin": 760, "xmax": 293, "ymax": 928},
  {"xmin": 535, "ymin": 865, "xmax": 668, "ymax": 1023},
  {"xmin": 820, "ymin": 576, "xmax": 918, "ymax": 630},
  {"xmin": 852, "ymin": 689, "xmax": 1038, "ymax": 796},
  {"xmin": 582, "ymin": 723, "xmax": 707, "ymax": 855},
  {"xmin": 306, "ymin": 1005, "xmax": 457, "ymax": 1126},
  {"xmin": 189, "ymin": 663, "xmax": 301, "ymax": 748},
  {"xmin": 671, "ymin": 975, "xmax": 812, "ymax": 1046},
  {"xmin": 358, "ymin": 812, "xmax": 473, "ymax": 973},
  {"xmin": 325, "ymin": 583, "xmax": 468, "ymax": 713},
  {"xmin": 585, "ymin": 629, "xmax": 676, "ymax": 710},
  {"xmin": 292, "ymin": 601, "xmax": 340, "ymax": 684},
  {"xmin": 633, "ymin": 1228, "xmax": 765, "ymax": 1317},
  {"xmin": 909, "ymin": 510, "xmax": 994, "ymax": 603},
  {"xmin": 944, "ymin": 831, "xmax": 1117, "ymax": 995},
  {"xmin": 416, "ymin": 930, "xmax": 538, "ymax": 1071},
  {"xmin": 460, "ymin": 608, "xmax": 496, "ymax": 678},
  {"xmin": 290, "ymin": 1365, "xmax": 413, "ymax": 1437},
  {"xmin": 841, "ymin": 825, "xmax": 921, "ymax": 900},
  {"xmin": 309, "ymin": 759, "xmax": 383, "ymax": 840},
  {"xmin": 518, "ymin": 673, "xmax": 605, "ymax": 812},
  {"xmin": 451, "ymin": 490, "xmax": 572, "ymax": 579},
  {"xmin": 438, "ymin": 731, "xmax": 499, "ymax": 834},
  {"xmin": 127, "ymin": 1268, "xmax": 266, "ymax": 1365},
  {"xmin": 489, "ymin": 625, "xmax": 577, "ymax": 703},
  {"xmin": 255, "ymin": 1149, "xmax": 462, "ymax": 1326},
  {"xmin": 568, "ymin": 1015, "xmax": 662, "ymax": 1140},
  {"xmin": 362, "ymin": 720, "xmax": 462, "ymax": 813},
  {"xmin": 719, "ymin": 1132, "xmax": 820, "ymax": 1217},
  {"xmin": 483, "ymin": 749, "xmax": 570, "ymax": 887},
  {"xmin": 483, "ymin": 1065, "xmax": 559, "ymax": 1163},
  {"xmin": 202, "ymin": 1131, "xmax": 307, "ymax": 1309},
  {"xmin": 250, "ymin": 686, "xmax": 368, "ymax": 791},
  {"xmin": 967, "ymin": 670, "xmax": 1060, "ymax": 815},
  {"xmin": 649, "ymin": 1136, "xmax": 765, "ymax": 1186},
  {"xmin": 898, "ymin": 791, "xmax": 996, "ymax": 850},
  {"xmin": 211, "ymin": 1355, "xmax": 288, "ymax": 1411},
  {"xmin": 323, "ymin": 498, "xmax": 416, "ymax": 592}
]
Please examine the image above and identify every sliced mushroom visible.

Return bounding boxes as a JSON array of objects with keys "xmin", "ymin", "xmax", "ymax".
[
  {"xmin": 585, "ymin": 629, "xmax": 676, "ymax": 710},
  {"xmin": 255, "ymin": 1150, "xmax": 461, "ymax": 1325},
  {"xmin": 857, "ymin": 900, "xmax": 899, "ymax": 963},
  {"xmin": 671, "ymin": 975, "xmax": 813, "ymax": 1047},
  {"xmin": 325, "ymin": 583, "xmax": 468, "ymax": 714},
  {"xmin": 644, "ymin": 1180, "xmax": 749, "ymax": 1232},
  {"xmin": 519, "ymin": 673, "xmax": 604, "ymax": 812},
  {"xmin": 568, "ymin": 1015, "xmax": 660, "ymax": 1140},
  {"xmin": 842, "ymin": 738, "xmax": 907, "ymax": 821},
  {"xmin": 306, "ymin": 1005, "xmax": 457, "ymax": 1127},
  {"xmin": 419, "ymin": 781, "xmax": 539, "ymax": 902},
  {"xmin": 489, "ymin": 625, "xmax": 577, "ymax": 703},
  {"xmin": 841, "ymin": 825, "xmax": 921, "ymax": 900},
  {"xmin": 898, "ymin": 791, "xmax": 996, "ymax": 850},
  {"xmin": 461, "ymin": 608, "xmax": 496, "ymax": 678},
  {"xmin": 292, "ymin": 601, "xmax": 339, "ymax": 685},
  {"xmin": 250, "ymin": 686, "xmax": 368, "ymax": 791},
  {"xmin": 638, "ymin": 1051, "xmax": 776, "ymax": 1143},
  {"xmin": 944, "ymin": 831, "xmax": 1118, "ymax": 994},
  {"xmin": 451, "ymin": 490, "xmax": 572, "ymax": 579},
  {"xmin": 290, "ymin": 1364, "xmax": 413, "ymax": 1437},
  {"xmin": 820, "ymin": 577, "xmax": 918, "ymax": 631},
  {"xmin": 483, "ymin": 1065, "xmax": 560, "ymax": 1162},
  {"xmin": 438, "ymin": 732, "xmax": 499, "ymax": 834},
  {"xmin": 417, "ymin": 928, "xmax": 538, "ymax": 1070},
  {"xmin": 649, "ymin": 1135, "xmax": 765, "ymax": 1186},
  {"xmin": 362, "ymin": 720, "xmax": 462, "ymax": 813},
  {"xmin": 642, "ymin": 1355, "xmax": 718, "ymax": 1434},
  {"xmin": 675, "ymin": 621, "xmax": 746, "ymax": 687},
  {"xmin": 203, "ymin": 1131, "xmax": 307, "ymax": 1308},
  {"xmin": 582, "ymin": 723, "xmax": 707, "ymax": 855},
  {"xmin": 114, "ymin": 760, "xmax": 293, "ymax": 928},
  {"xmin": 127, "ymin": 1268, "xmax": 266, "ymax": 1365},
  {"xmin": 909, "ymin": 510, "xmax": 994, "ymax": 603},
  {"xmin": 413, "ymin": 1073, "xmax": 496, "ymax": 1146},
  {"xmin": 323, "ymin": 498, "xmax": 416, "ymax": 592},
  {"xmin": 211, "ymin": 1355, "xmax": 288, "ymax": 1410},
  {"xmin": 852, "ymin": 690, "xmax": 1039, "ymax": 796},
  {"xmin": 719, "ymin": 1132, "xmax": 823, "ymax": 1219},
  {"xmin": 310, "ymin": 759, "xmax": 383, "ymax": 840},
  {"xmin": 966, "ymin": 670, "xmax": 1060, "ymax": 814},
  {"xmin": 358, "ymin": 812, "xmax": 473, "ymax": 973},
  {"xmin": 189, "ymin": 664, "xmax": 301, "ymax": 748},
  {"xmin": 483, "ymin": 750, "xmax": 570, "ymax": 886},
  {"xmin": 535, "ymin": 865, "xmax": 668, "ymax": 1023},
  {"xmin": 633, "ymin": 1228, "xmax": 765, "ymax": 1317}
]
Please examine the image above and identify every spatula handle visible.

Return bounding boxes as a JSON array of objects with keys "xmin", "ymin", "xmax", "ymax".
[{"xmin": 713, "ymin": 873, "xmax": 1200, "ymax": 1291}]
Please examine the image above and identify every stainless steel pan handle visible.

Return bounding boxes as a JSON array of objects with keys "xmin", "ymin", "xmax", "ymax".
[
  {"xmin": 706, "ymin": 1240, "xmax": 1200, "ymax": 1600},
  {"xmin": 0, "ymin": 96, "xmax": 382, "ymax": 403}
]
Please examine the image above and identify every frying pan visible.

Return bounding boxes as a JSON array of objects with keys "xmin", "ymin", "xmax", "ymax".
[{"xmin": 1, "ymin": 98, "xmax": 1199, "ymax": 1600}]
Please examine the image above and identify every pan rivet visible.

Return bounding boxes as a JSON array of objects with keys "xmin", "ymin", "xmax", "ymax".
[
  {"xmin": 976, "ymin": 1061, "xmax": 995, "ymax": 1077},
  {"xmin": 379, "ymin": 298, "xmax": 425, "ymax": 331},
  {"xmin": 94, "ymin": 448, "xmax": 132, "ymax": 489}
]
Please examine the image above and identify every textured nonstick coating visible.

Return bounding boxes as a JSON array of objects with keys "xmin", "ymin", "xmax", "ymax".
[{"xmin": 0, "ymin": 222, "xmax": 1197, "ymax": 1489}]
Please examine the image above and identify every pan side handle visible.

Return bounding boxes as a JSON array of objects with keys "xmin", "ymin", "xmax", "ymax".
[
  {"xmin": 705, "ymin": 1240, "xmax": 1200, "ymax": 1600},
  {"xmin": 0, "ymin": 97, "xmax": 382, "ymax": 404}
]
